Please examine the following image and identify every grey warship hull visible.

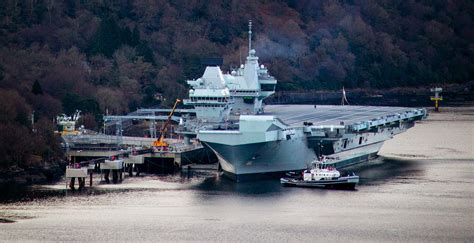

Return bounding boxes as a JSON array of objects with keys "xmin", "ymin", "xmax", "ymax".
[{"xmin": 198, "ymin": 105, "xmax": 426, "ymax": 181}]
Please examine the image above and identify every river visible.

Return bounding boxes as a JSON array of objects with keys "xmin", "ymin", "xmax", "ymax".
[{"xmin": 0, "ymin": 107, "xmax": 473, "ymax": 242}]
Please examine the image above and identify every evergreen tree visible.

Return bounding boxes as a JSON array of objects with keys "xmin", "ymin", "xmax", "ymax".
[
  {"xmin": 89, "ymin": 17, "xmax": 122, "ymax": 57},
  {"xmin": 0, "ymin": 64, "xmax": 4, "ymax": 83},
  {"xmin": 136, "ymin": 41, "xmax": 155, "ymax": 65},
  {"xmin": 32, "ymin": 80, "xmax": 43, "ymax": 95},
  {"xmin": 65, "ymin": 1, "xmax": 76, "ymax": 18},
  {"xmin": 120, "ymin": 26, "xmax": 133, "ymax": 46},
  {"xmin": 131, "ymin": 26, "xmax": 140, "ymax": 47}
]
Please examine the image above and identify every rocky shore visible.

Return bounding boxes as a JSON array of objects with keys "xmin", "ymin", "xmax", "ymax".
[{"xmin": 0, "ymin": 161, "xmax": 67, "ymax": 186}]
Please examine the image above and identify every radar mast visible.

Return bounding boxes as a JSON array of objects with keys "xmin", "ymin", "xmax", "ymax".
[{"xmin": 248, "ymin": 20, "xmax": 252, "ymax": 56}]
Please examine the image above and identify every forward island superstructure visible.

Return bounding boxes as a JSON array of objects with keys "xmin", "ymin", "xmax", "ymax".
[{"xmin": 180, "ymin": 21, "xmax": 427, "ymax": 180}]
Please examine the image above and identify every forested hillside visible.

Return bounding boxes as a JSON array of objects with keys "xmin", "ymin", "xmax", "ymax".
[{"xmin": 0, "ymin": 0, "xmax": 472, "ymax": 169}]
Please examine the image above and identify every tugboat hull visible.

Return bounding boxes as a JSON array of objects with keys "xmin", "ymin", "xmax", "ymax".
[{"xmin": 280, "ymin": 176, "xmax": 359, "ymax": 190}]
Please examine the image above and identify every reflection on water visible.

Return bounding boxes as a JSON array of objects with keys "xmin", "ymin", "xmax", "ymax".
[
  {"xmin": 194, "ymin": 176, "xmax": 284, "ymax": 195},
  {"xmin": 0, "ymin": 156, "xmax": 422, "ymax": 203},
  {"xmin": 193, "ymin": 156, "xmax": 423, "ymax": 195},
  {"xmin": 350, "ymin": 156, "xmax": 423, "ymax": 185}
]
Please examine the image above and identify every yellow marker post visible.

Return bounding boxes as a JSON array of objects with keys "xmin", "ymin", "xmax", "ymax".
[{"xmin": 430, "ymin": 87, "xmax": 443, "ymax": 112}]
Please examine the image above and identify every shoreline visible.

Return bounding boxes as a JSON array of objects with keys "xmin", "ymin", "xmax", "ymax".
[
  {"xmin": 267, "ymin": 82, "xmax": 474, "ymax": 107},
  {"xmin": 0, "ymin": 161, "xmax": 66, "ymax": 187}
]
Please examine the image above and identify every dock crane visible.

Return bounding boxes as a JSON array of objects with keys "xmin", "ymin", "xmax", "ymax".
[{"xmin": 152, "ymin": 99, "xmax": 181, "ymax": 148}]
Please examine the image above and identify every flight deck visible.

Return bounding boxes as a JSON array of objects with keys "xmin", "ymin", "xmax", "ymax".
[{"xmin": 265, "ymin": 105, "xmax": 426, "ymax": 127}]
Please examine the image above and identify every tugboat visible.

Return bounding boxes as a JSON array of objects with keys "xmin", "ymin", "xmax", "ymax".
[{"xmin": 280, "ymin": 159, "xmax": 359, "ymax": 190}]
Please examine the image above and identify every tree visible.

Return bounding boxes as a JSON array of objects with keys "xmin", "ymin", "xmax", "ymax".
[
  {"xmin": 0, "ymin": 90, "xmax": 31, "ymax": 126},
  {"xmin": 78, "ymin": 113, "xmax": 98, "ymax": 130},
  {"xmin": 32, "ymin": 117, "xmax": 62, "ymax": 162},
  {"xmin": 32, "ymin": 80, "xmax": 43, "ymax": 95},
  {"xmin": 131, "ymin": 26, "xmax": 140, "ymax": 46},
  {"xmin": 89, "ymin": 17, "xmax": 122, "ymax": 57},
  {"xmin": 0, "ymin": 124, "xmax": 33, "ymax": 167},
  {"xmin": 62, "ymin": 93, "xmax": 101, "ymax": 117},
  {"xmin": 136, "ymin": 41, "xmax": 155, "ymax": 65},
  {"xmin": 120, "ymin": 26, "xmax": 133, "ymax": 46}
]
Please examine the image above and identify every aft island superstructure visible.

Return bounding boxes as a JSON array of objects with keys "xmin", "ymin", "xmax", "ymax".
[{"xmin": 180, "ymin": 21, "xmax": 427, "ymax": 180}]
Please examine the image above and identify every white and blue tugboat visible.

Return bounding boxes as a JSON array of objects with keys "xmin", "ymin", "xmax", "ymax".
[{"xmin": 280, "ymin": 159, "xmax": 359, "ymax": 190}]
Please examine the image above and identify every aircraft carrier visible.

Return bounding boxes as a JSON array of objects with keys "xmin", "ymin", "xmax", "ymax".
[{"xmin": 179, "ymin": 21, "xmax": 427, "ymax": 181}]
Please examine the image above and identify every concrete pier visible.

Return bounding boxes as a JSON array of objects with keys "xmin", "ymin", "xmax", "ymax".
[
  {"xmin": 62, "ymin": 135, "xmax": 217, "ymax": 187},
  {"xmin": 124, "ymin": 154, "xmax": 145, "ymax": 176},
  {"xmin": 65, "ymin": 167, "xmax": 88, "ymax": 190},
  {"xmin": 67, "ymin": 143, "xmax": 206, "ymax": 173},
  {"xmin": 100, "ymin": 160, "xmax": 124, "ymax": 184}
]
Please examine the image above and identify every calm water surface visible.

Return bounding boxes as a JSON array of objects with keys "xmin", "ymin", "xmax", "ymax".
[{"xmin": 0, "ymin": 108, "xmax": 473, "ymax": 242}]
